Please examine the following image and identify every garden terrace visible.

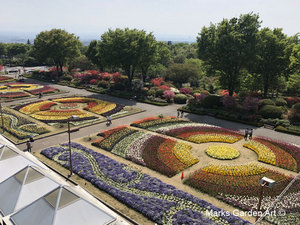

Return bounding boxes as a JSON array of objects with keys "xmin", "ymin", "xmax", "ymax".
[
  {"xmin": 0, "ymin": 82, "xmax": 60, "ymax": 100},
  {"xmin": 41, "ymin": 142, "xmax": 252, "ymax": 225},
  {"xmin": 131, "ymin": 117, "xmax": 243, "ymax": 143},
  {"xmin": 14, "ymin": 97, "xmax": 126, "ymax": 124},
  {"xmin": 185, "ymin": 163, "xmax": 300, "ymax": 225},
  {"xmin": 92, "ymin": 126, "xmax": 198, "ymax": 177}
]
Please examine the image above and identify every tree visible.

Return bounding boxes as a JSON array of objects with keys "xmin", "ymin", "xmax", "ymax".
[
  {"xmin": 0, "ymin": 43, "xmax": 6, "ymax": 58},
  {"xmin": 99, "ymin": 28, "xmax": 157, "ymax": 87},
  {"xmin": 68, "ymin": 56, "xmax": 94, "ymax": 71},
  {"xmin": 197, "ymin": 13, "xmax": 261, "ymax": 96},
  {"xmin": 165, "ymin": 63, "xmax": 200, "ymax": 87},
  {"xmin": 86, "ymin": 40, "xmax": 103, "ymax": 70},
  {"xmin": 255, "ymin": 28, "xmax": 288, "ymax": 97},
  {"xmin": 33, "ymin": 29, "xmax": 81, "ymax": 73}
]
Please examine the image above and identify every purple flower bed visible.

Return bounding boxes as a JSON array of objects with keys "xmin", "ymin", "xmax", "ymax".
[
  {"xmin": 41, "ymin": 142, "xmax": 252, "ymax": 225},
  {"xmin": 101, "ymin": 104, "xmax": 125, "ymax": 117}
]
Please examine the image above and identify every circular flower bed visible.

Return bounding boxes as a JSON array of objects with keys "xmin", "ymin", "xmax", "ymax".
[
  {"xmin": 206, "ymin": 145, "xmax": 240, "ymax": 159},
  {"xmin": 59, "ymin": 103, "xmax": 78, "ymax": 109}
]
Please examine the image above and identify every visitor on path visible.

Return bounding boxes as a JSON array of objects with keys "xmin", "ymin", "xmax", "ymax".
[
  {"xmin": 26, "ymin": 141, "xmax": 32, "ymax": 152},
  {"xmin": 38, "ymin": 92, "xmax": 43, "ymax": 98},
  {"xmin": 249, "ymin": 128, "xmax": 253, "ymax": 140},
  {"xmin": 107, "ymin": 115, "xmax": 112, "ymax": 126},
  {"xmin": 180, "ymin": 110, "xmax": 184, "ymax": 118},
  {"xmin": 244, "ymin": 128, "xmax": 249, "ymax": 141},
  {"xmin": 177, "ymin": 110, "xmax": 180, "ymax": 118}
]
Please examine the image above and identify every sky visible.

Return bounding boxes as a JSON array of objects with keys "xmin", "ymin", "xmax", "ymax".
[{"xmin": 0, "ymin": 0, "xmax": 299, "ymax": 42}]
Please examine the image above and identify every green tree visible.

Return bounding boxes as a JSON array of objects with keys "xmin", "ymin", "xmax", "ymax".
[
  {"xmin": 197, "ymin": 13, "xmax": 261, "ymax": 96},
  {"xmin": 68, "ymin": 56, "xmax": 94, "ymax": 71},
  {"xmin": 0, "ymin": 43, "xmax": 6, "ymax": 59},
  {"xmin": 165, "ymin": 63, "xmax": 200, "ymax": 87},
  {"xmin": 6, "ymin": 43, "xmax": 30, "ymax": 59},
  {"xmin": 99, "ymin": 28, "xmax": 157, "ymax": 86},
  {"xmin": 33, "ymin": 29, "xmax": 81, "ymax": 73},
  {"xmin": 86, "ymin": 40, "xmax": 103, "ymax": 70},
  {"xmin": 256, "ymin": 28, "xmax": 288, "ymax": 97}
]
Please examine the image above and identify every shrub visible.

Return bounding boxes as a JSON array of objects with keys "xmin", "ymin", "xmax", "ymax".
[
  {"xmin": 195, "ymin": 93, "xmax": 208, "ymax": 104},
  {"xmin": 89, "ymin": 79, "xmax": 98, "ymax": 85},
  {"xmin": 180, "ymin": 87, "xmax": 192, "ymax": 95},
  {"xmin": 158, "ymin": 85, "xmax": 170, "ymax": 90},
  {"xmin": 220, "ymin": 89, "xmax": 237, "ymax": 96},
  {"xmin": 201, "ymin": 95, "xmax": 222, "ymax": 108},
  {"xmin": 258, "ymin": 99, "xmax": 275, "ymax": 109},
  {"xmin": 163, "ymin": 90, "xmax": 175, "ymax": 102},
  {"xmin": 288, "ymin": 105, "xmax": 300, "ymax": 124},
  {"xmin": 243, "ymin": 96, "xmax": 259, "ymax": 112},
  {"xmin": 97, "ymin": 80, "xmax": 108, "ymax": 88},
  {"xmin": 292, "ymin": 103, "xmax": 300, "ymax": 110},
  {"xmin": 62, "ymin": 74, "xmax": 73, "ymax": 81},
  {"xmin": 259, "ymin": 105, "xmax": 283, "ymax": 119},
  {"xmin": 147, "ymin": 87, "xmax": 158, "ymax": 96},
  {"xmin": 155, "ymin": 89, "xmax": 165, "ymax": 98},
  {"xmin": 174, "ymin": 94, "xmax": 187, "ymax": 104},
  {"xmin": 284, "ymin": 97, "xmax": 300, "ymax": 107},
  {"xmin": 221, "ymin": 96, "xmax": 236, "ymax": 109},
  {"xmin": 275, "ymin": 98, "xmax": 287, "ymax": 106}
]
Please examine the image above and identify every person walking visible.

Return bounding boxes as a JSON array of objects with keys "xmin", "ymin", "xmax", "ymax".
[
  {"xmin": 177, "ymin": 110, "xmax": 180, "ymax": 118},
  {"xmin": 244, "ymin": 128, "xmax": 249, "ymax": 141},
  {"xmin": 180, "ymin": 110, "xmax": 184, "ymax": 118},
  {"xmin": 26, "ymin": 140, "xmax": 32, "ymax": 152},
  {"xmin": 249, "ymin": 128, "xmax": 253, "ymax": 140}
]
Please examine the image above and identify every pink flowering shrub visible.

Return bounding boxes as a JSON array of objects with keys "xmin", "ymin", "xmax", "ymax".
[
  {"xmin": 180, "ymin": 88, "xmax": 192, "ymax": 95},
  {"xmin": 163, "ymin": 90, "xmax": 175, "ymax": 102},
  {"xmin": 221, "ymin": 96, "xmax": 236, "ymax": 109},
  {"xmin": 195, "ymin": 93, "xmax": 208, "ymax": 104},
  {"xmin": 89, "ymin": 79, "xmax": 98, "ymax": 85}
]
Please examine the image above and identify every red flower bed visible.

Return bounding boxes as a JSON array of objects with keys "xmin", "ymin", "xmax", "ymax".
[
  {"xmin": 39, "ymin": 102, "xmax": 57, "ymax": 111},
  {"xmin": 142, "ymin": 136, "xmax": 180, "ymax": 177},
  {"xmin": 254, "ymin": 136, "xmax": 300, "ymax": 172},
  {"xmin": 29, "ymin": 86, "xmax": 56, "ymax": 94},
  {"xmin": 186, "ymin": 169, "xmax": 291, "ymax": 197},
  {"xmin": 97, "ymin": 125, "xmax": 128, "ymax": 138},
  {"xmin": 0, "ymin": 92, "xmax": 29, "ymax": 98},
  {"xmin": 84, "ymin": 101, "xmax": 98, "ymax": 110},
  {"xmin": 131, "ymin": 116, "xmax": 177, "ymax": 125}
]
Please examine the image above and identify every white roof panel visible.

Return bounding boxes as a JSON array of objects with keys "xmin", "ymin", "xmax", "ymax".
[{"xmin": 54, "ymin": 198, "xmax": 116, "ymax": 225}]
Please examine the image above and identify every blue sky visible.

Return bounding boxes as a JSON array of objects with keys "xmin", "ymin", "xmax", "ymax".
[{"xmin": 0, "ymin": 0, "xmax": 299, "ymax": 41}]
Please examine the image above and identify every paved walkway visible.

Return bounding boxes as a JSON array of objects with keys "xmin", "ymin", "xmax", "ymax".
[{"xmin": 1, "ymin": 77, "xmax": 299, "ymax": 150}]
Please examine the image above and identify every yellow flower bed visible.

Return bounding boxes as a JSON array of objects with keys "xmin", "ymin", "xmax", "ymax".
[
  {"xmin": 173, "ymin": 143, "xmax": 198, "ymax": 166},
  {"xmin": 202, "ymin": 163, "xmax": 269, "ymax": 176},
  {"xmin": 206, "ymin": 145, "xmax": 240, "ymax": 160},
  {"xmin": 31, "ymin": 110, "xmax": 91, "ymax": 120},
  {"xmin": 89, "ymin": 102, "xmax": 116, "ymax": 114},
  {"xmin": 1, "ymin": 84, "xmax": 42, "ymax": 93},
  {"xmin": 187, "ymin": 134, "xmax": 239, "ymax": 144},
  {"xmin": 20, "ymin": 101, "xmax": 53, "ymax": 114},
  {"xmin": 243, "ymin": 141, "xmax": 276, "ymax": 165}
]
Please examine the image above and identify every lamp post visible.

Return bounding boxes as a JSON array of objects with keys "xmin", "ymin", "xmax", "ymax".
[
  {"xmin": 67, "ymin": 115, "xmax": 79, "ymax": 177},
  {"xmin": 0, "ymin": 92, "xmax": 6, "ymax": 133},
  {"xmin": 256, "ymin": 177, "xmax": 275, "ymax": 222}
]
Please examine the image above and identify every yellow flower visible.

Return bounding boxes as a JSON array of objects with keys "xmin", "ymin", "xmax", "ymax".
[{"xmin": 173, "ymin": 143, "xmax": 198, "ymax": 166}]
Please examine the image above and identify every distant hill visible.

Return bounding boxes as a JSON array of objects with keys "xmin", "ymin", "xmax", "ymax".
[{"xmin": 0, "ymin": 32, "xmax": 196, "ymax": 45}]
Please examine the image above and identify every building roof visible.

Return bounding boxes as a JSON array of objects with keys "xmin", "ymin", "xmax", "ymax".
[{"xmin": 0, "ymin": 136, "xmax": 130, "ymax": 225}]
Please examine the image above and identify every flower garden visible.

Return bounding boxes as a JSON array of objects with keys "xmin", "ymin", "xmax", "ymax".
[
  {"xmin": 131, "ymin": 117, "xmax": 243, "ymax": 143},
  {"xmin": 38, "ymin": 116, "xmax": 300, "ymax": 224},
  {"xmin": 0, "ymin": 82, "xmax": 59, "ymax": 100},
  {"xmin": 185, "ymin": 164, "xmax": 300, "ymax": 225},
  {"xmin": 206, "ymin": 145, "xmax": 240, "ymax": 160},
  {"xmin": 0, "ymin": 76, "xmax": 14, "ymax": 83},
  {"xmin": 13, "ymin": 97, "xmax": 127, "ymax": 124},
  {"xmin": 92, "ymin": 126, "xmax": 198, "ymax": 177},
  {"xmin": 0, "ymin": 108, "xmax": 49, "ymax": 140},
  {"xmin": 41, "ymin": 142, "xmax": 252, "ymax": 225}
]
